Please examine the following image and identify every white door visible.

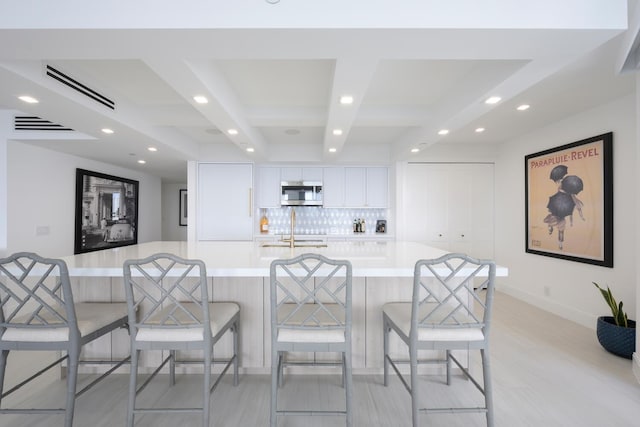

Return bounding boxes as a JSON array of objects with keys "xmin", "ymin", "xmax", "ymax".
[
  {"xmin": 197, "ymin": 163, "xmax": 253, "ymax": 241},
  {"xmin": 403, "ymin": 163, "xmax": 494, "ymax": 259}
]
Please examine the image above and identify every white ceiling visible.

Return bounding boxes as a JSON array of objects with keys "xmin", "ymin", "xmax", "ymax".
[{"xmin": 0, "ymin": 1, "xmax": 637, "ymax": 182}]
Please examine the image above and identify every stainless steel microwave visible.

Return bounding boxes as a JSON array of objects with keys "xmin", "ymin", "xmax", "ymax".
[{"xmin": 281, "ymin": 181, "xmax": 323, "ymax": 206}]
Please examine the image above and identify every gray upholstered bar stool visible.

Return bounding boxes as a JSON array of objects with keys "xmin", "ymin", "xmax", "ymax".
[
  {"xmin": 270, "ymin": 253, "xmax": 353, "ymax": 427},
  {"xmin": 382, "ymin": 253, "xmax": 497, "ymax": 427},
  {"xmin": 0, "ymin": 252, "xmax": 130, "ymax": 427},
  {"xmin": 122, "ymin": 252, "xmax": 240, "ymax": 427}
]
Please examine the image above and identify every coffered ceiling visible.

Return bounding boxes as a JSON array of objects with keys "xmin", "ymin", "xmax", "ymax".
[{"xmin": 0, "ymin": 1, "xmax": 636, "ymax": 182}]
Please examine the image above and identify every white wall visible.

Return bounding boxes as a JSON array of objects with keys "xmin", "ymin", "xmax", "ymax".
[
  {"xmin": 162, "ymin": 182, "xmax": 187, "ymax": 241},
  {"xmin": 635, "ymin": 73, "xmax": 640, "ymax": 380},
  {"xmin": 0, "ymin": 140, "xmax": 162, "ymax": 397},
  {"xmin": 3, "ymin": 141, "xmax": 162, "ymax": 257},
  {"xmin": 0, "ymin": 111, "xmax": 8, "ymax": 250},
  {"xmin": 494, "ymin": 95, "xmax": 637, "ymax": 329}
]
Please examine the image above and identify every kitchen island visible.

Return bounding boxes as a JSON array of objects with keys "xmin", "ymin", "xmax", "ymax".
[{"xmin": 62, "ymin": 241, "xmax": 507, "ymax": 374}]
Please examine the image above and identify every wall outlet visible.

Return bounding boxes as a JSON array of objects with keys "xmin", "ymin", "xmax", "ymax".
[
  {"xmin": 35, "ymin": 225, "xmax": 50, "ymax": 236},
  {"xmin": 543, "ymin": 286, "xmax": 551, "ymax": 297}
]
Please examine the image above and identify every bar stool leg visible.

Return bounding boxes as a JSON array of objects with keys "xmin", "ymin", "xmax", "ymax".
[
  {"xmin": 0, "ymin": 350, "xmax": 9, "ymax": 403},
  {"xmin": 64, "ymin": 343, "xmax": 80, "ymax": 427},
  {"xmin": 202, "ymin": 345, "xmax": 212, "ymax": 427},
  {"xmin": 345, "ymin": 348, "xmax": 353, "ymax": 427},
  {"xmin": 126, "ymin": 349, "xmax": 140, "ymax": 427},
  {"xmin": 270, "ymin": 348, "xmax": 279, "ymax": 427}
]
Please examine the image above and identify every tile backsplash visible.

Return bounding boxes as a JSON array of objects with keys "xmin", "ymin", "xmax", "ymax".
[{"xmin": 258, "ymin": 206, "xmax": 388, "ymax": 236}]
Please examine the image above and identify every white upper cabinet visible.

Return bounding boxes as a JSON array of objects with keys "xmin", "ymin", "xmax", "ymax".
[
  {"xmin": 365, "ymin": 167, "xmax": 389, "ymax": 208},
  {"xmin": 344, "ymin": 167, "xmax": 367, "ymax": 207},
  {"xmin": 197, "ymin": 163, "xmax": 253, "ymax": 241},
  {"xmin": 280, "ymin": 167, "xmax": 323, "ymax": 182},
  {"xmin": 256, "ymin": 166, "xmax": 281, "ymax": 208},
  {"xmin": 324, "ymin": 166, "xmax": 388, "ymax": 208},
  {"xmin": 323, "ymin": 167, "xmax": 346, "ymax": 208}
]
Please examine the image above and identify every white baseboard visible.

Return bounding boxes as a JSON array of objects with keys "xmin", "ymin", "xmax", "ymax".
[
  {"xmin": 497, "ymin": 284, "xmax": 596, "ymax": 330},
  {"xmin": 633, "ymin": 353, "xmax": 640, "ymax": 384}
]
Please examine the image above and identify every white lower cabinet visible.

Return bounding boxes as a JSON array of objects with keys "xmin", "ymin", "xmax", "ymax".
[{"xmin": 197, "ymin": 163, "xmax": 253, "ymax": 241}]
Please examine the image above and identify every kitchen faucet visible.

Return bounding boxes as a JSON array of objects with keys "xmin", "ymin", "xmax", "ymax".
[{"xmin": 281, "ymin": 208, "xmax": 296, "ymax": 248}]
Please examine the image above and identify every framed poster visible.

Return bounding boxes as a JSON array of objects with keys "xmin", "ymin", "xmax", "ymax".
[
  {"xmin": 74, "ymin": 169, "xmax": 139, "ymax": 254},
  {"xmin": 525, "ymin": 132, "xmax": 613, "ymax": 267},
  {"xmin": 179, "ymin": 189, "xmax": 188, "ymax": 226}
]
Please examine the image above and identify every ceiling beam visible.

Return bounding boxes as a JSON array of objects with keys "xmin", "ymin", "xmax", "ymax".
[
  {"xmin": 323, "ymin": 57, "xmax": 378, "ymax": 159},
  {"xmin": 144, "ymin": 58, "xmax": 268, "ymax": 159}
]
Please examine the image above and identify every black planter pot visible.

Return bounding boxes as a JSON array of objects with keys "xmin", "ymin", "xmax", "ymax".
[{"xmin": 596, "ymin": 316, "xmax": 636, "ymax": 359}]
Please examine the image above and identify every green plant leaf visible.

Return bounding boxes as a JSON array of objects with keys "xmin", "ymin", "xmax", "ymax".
[
  {"xmin": 617, "ymin": 301, "xmax": 628, "ymax": 327},
  {"xmin": 594, "ymin": 282, "xmax": 629, "ymax": 327},
  {"xmin": 593, "ymin": 282, "xmax": 617, "ymax": 313}
]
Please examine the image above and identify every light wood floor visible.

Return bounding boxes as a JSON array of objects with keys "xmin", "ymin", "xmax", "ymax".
[{"xmin": 1, "ymin": 292, "xmax": 639, "ymax": 426}]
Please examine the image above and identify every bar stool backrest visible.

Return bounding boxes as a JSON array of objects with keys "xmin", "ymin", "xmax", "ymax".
[
  {"xmin": 0, "ymin": 252, "xmax": 79, "ymax": 341},
  {"xmin": 122, "ymin": 253, "xmax": 211, "ymax": 340},
  {"xmin": 412, "ymin": 253, "xmax": 496, "ymax": 340},
  {"xmin": 270, "ymin": 253, "xmax": 352, "ymax": 339}
]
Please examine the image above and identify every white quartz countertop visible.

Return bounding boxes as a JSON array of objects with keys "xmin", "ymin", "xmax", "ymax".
[{"xmin": 60, "ymin": 241, "xmax": 508, "ymax": 278}]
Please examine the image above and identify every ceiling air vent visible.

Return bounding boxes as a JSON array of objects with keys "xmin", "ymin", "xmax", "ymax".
[
  {"xmin": 45, "ymin": 64, "xmax": 115, "ymax": 110},
  {"xmin": 14, "ymin": 116, "xmax": 74, "ymax": 131}
]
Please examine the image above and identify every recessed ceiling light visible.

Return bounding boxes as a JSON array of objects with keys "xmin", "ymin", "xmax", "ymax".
[
  {"xmin": 332, "ymin": 129, "xmax": 343, "ymax": 136},
  {"xmin": 227, "ymin": 129, "xmax": 238, "ymax": 135},
  {"xmin": 147, "ymin": 147, "xmax": 157, "ymax": 152},
  {"xmin": 18, "ymin": 95, "xmax": 39, "ymax": 104},
  {"xmin": 517, "ymin": 104, "xmax": 530, "ymax": 111},
  {"xmin": 411, "ymin": 148, "xmax": 420, "ymax": 153},
  {"xmin": 475, "ymin": 127, "xmax": 485, "ymax": 133},
  {"xmin": 193, "ymin": 95, "xmax": 208, "ymax": 104},
  {"xmin": 438, "ymin": 129, "xmax": 449, "ymax": 136},
  {"xmin": 339, "ymin": 95, "xmax": 354, "ymax": 105},
  {"xmin": 328, "ymin": 147, "xmax": 337, "ymax": 153},
  {"xmin": 246, "ymin": 147, "xmax": 255, "ymax": 153},
  {"xmin": 101, "ymin": 128, "xmax": 114, "ymax": 134},
  {"xmin": 137, "ymin": 160, "xmax": 146, "ymax": 164},
  {"xmin": 485, "ymin": 96, "xmax": 501, "ymax": 104}
]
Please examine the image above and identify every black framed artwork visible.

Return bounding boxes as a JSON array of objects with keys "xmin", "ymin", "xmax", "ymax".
[
  {"xmin": 74, "ymin": 168, "xmax": 139, "ymax": 254},
  {"xmin": 179, "ymin": 189, "xmax": 188, "ymax": 226},
  {"xmin": 525, "ymin": 132, "xmax": 613, "ymax": 267}
]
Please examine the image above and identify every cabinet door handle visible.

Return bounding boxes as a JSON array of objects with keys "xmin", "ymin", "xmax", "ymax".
[{"xmin": 249, "ymin": 188, "xmax": 253, "ymax": 217}]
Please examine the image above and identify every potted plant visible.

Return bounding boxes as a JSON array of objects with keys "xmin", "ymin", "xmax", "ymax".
[{"xmin": 593, "ymin": 282, "xmax": 636, "ymax": 359}]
